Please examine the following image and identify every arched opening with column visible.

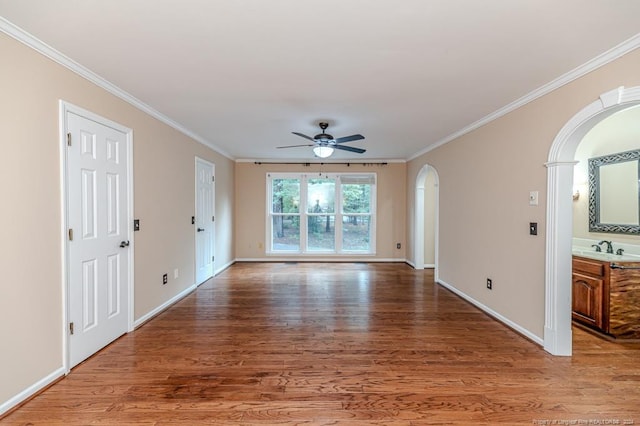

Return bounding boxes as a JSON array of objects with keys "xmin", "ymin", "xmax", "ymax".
[{"xmin": 544, "ymin": 86, "xmax": 640, "ymax": 356}]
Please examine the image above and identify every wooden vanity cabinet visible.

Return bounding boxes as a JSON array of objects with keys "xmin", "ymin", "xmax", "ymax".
[{"xmin": 572, "ymin": 256, "xmax": 610, "ymax": 333}]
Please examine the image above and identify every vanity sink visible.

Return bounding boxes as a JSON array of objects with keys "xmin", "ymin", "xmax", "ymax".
[
  {"xmin": 572, "ymin": 251, "xmax": 640, "ymax": 339},
  {"xmin": 572, "ymin": 249, "xmax": 639, "ymax": 262}
]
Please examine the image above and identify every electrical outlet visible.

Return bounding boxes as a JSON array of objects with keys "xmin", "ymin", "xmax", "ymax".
[
  {"xmin": 173, "ymin": 269, "xmax": 179, "ymax": 279},
  {"xmin": 396, "ymin": 243, "xmax": 401, "ymax": 249},
  {"xmin": 258, "ymin": 242, "xmax": 263, "ymax": 249},
  {"xmin": 486, "ymin": 278, "xmax": 492, "ymax": 290},
  {"xmin": 162, "ymin": 274, "xmax": 168, "ymax": 285},
  {"xmin": 529, "ymin": 222, "xmax": 538, "ymax": 235}
]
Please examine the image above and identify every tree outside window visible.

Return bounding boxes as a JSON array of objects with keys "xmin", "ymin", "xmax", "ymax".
[{"xmin": 268, "ymin": 173, "xmax": 375, "ymax": 254}]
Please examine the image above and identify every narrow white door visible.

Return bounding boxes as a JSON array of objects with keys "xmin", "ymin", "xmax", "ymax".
[
  {"xmin": 67, "ymin": 110, "xmax": 131, "ymax": 368},
  {"xmin": 195, "ymin": 158, "xmax": 215, "ymax": 284}
]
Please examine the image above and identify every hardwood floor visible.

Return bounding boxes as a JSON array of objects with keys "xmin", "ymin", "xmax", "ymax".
[{"xmin": 3, "ymin": 262, "xmax": 640, "ymax": 425}]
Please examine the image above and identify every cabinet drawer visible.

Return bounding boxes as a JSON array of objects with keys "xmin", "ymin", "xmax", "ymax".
[{"xmin": 573, "ymin": 257, "xmax": 605, "ymax": 277}]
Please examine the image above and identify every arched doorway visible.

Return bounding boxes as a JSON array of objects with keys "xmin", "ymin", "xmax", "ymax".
[
  {"xmin": 544, "ymin": 86, "xmax": 640, "ymax": 355},
  {"xmin": 414, "ymin": 164, "xmax": 439, "ymax": 280}
]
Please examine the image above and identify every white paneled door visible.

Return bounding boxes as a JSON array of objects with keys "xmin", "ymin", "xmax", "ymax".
[
  {"xmin": 195, "ymin": 158, "xmax": 214, "ymax": 285},
  {"xmin": 66, "ymin": 109, "xmax": 131, "ymax": 368}
]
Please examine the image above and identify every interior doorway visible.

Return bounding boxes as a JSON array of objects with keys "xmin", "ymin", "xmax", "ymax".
[
  {"xmin": 61, "ymin": 101, "xmax": 134, "ymax": 369},
  {"xmin": 544, "ymin": 86, "xmax": 640, "ymax": 356},
  {"xmin": 414, "ymin": 164, "xmax": 439, "ymax": 279},
  {"xmin": 195, "ymin": 157, "xmax": 215, "ymax": 285}
]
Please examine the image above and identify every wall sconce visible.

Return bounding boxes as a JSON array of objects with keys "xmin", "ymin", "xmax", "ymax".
[{"xmin": 313, "ymin": 146, "xmax": 334, "ymax": 158}]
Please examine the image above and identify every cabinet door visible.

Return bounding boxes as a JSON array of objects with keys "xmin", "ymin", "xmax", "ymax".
[{"xmin": 572, "ymin": 272, "xmax": 604, "ymax": 330}]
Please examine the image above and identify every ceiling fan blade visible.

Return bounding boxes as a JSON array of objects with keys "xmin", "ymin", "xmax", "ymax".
[
  {"xmin": 277, "ymin": 144, "xmax": 314, "ymax": 149},
  {"xmin": 292, "ymin": 132, "xmax": 315, "ymax": 142},
  {"xmin": 334, "ymin": 144, "xmax": 366, "ymax": 154},
  {"xmin": 334, "ymin": 134, "xmax": 364, "ymax": 144}
]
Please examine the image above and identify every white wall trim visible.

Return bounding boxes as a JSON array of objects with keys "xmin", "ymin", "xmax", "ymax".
[
  {"xmin": 408, "ymin": 34, "xmax": 640, "ymax": 161},
  {"xmin": 544, "ymin": 85, "xmax": 640, "ymax": 356},
  {"xmin": 414, "ymin": 184, "xmax": 425, "ymax": 270},
  {"xmin": 134, "ymin": 284, "xmax": 197, "ymax": 328},
  {"xmin": 236, "ymin": 257, "xmax": 407, "ymax": 263},
  {"xmin": 57, "ymin": 101, "xmax": 69, "ymax": 385},
  {"xmin": 214, "ymin": 259, "xmax": 236, "ymax": 276},
  {"xmin": 0, "ymin": 17, "xmax": 233, "ymax": 160},
  {"xmin": 237, "ymin": 158, "xmax": 407, "ymax": 164},
  {"xmin": 0, "ymin": 367, "xmax": 65, "ymax": 416},
  {"xmin": 437, "ymin": 279, "xmax": 544, "ymax": 346}
]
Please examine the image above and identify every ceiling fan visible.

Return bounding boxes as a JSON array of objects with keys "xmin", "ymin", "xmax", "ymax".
[{"xmin": 277, "ymin": 122, "xmax": 366, "ymax": 158}]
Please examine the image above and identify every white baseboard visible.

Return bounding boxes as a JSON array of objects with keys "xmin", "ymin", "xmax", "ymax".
[
  {"xmin": 0, "ymin": 366, "xmax": 65, "ymax": 416},
  {"xmin": 134, "ymin": 284, "xmax": 196, "ymax": 328},
  {"xmin": 236, "ymin": 257, "xmax": 407, "ymax": 263},
  {"xmin": 437, "ymin": 279, "xmax": 544, "ymax": 346},
  {"xmin": 214, "ymin": 259, "xmax": 236, "ymax": 276},
  {"xmin": 405, "ymin": 261, "xmax": 436, "ymax": 269}
]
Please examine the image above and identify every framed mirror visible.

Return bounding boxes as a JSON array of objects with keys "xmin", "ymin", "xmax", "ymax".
[{"xmin": 588, "ymin": 149, "xmax": 640, "ymax": 234}]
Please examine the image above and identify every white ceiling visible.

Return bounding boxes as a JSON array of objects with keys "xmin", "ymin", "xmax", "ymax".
[{"xmin": 1, "ymin": 1, "xmax": 640, "ymax": 161}]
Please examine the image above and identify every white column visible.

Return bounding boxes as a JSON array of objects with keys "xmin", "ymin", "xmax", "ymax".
[
  {"xmin": 544, "ymin": 161, "xmax": 577, "ymax": 356},
  {"xmin": 414, "ymin": 186, "xmax": 425, "ymax": 269}
]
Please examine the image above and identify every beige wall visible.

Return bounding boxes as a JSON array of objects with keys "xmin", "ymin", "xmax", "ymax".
[
  {"xmin": 573, "ymin": 106, "xmax": 640, "ymax": 245},
  {"xmin": 235, "ymin": 162, "xmax": 406, "ymax": 260},
  {"xmin": 0, "ymin": 33, "xmax": 234, "ymax": 406},
  {"xmin": 407, "ymin": 48, "xmax": 640, "ymax": 338}
]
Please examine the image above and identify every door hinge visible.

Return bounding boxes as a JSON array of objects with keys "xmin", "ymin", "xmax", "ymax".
[
  {"xmin": 69, "ymin": 322, "xmax": 74, "ymax": 335},
  {"xmin": 67, "ymin": 133, "xmax": 72, "ymax": 146},
  {"xmin": 68, "ymin": 228, "xmax": 74, "ymax": 241},
  {"xmin": 212, "ymin": 215, "xmax": 215, "ymax": 222},
  {"xmin": 212, "ymin": 255, "xmax": 215, "ymax": 262},
  {"xmin": 212, "ymin": 176, "xmax": 215, "ymax": 182}
]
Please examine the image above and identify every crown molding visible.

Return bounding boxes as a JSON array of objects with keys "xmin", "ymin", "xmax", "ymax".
[
  {"xmin": 408, "ymin": 32, "xmax": 640, "ymax": 161},
  {"xmin": 235, "ymin": 158, "xmax": 406, "ymax": 164},
  {"xmin": 0, "ymin": 17, "xmax": 234, "ymax": 160}
]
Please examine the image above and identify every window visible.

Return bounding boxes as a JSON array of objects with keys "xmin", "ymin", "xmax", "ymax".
[
  {"xmin": 267, "ymin": 173, "xmax": 376, "ymax": 254},
  {"xmin": 270, "ymin": 177, "xmax": 300, "ymax": 251},
  {"xmin": 340, "ymin": 175, "xmax": 374, "ymax": 252}
]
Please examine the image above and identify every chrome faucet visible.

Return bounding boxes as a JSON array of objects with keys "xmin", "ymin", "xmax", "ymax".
[
  {"xmin": 591, "ymin": 244, "xmax": 602, "ymax": 252},
  {"xmin": 616, "ymin": 248, "xmax": 624, "ymax": 256},
  {"xmin": 599, "ymin": 240, "xmax": 614, "ymax": 254}
]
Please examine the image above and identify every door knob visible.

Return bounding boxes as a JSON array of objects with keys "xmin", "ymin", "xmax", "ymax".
[
  {"xmin": 119, "ymin": 240, "xmax": 130, "ymax": 248},
  {"xmin": 197, "ymin": 228, "xmax": 205, "ymax": 232}
]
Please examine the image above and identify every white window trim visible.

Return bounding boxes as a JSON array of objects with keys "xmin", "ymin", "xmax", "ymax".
[{"xmin": 266, "ymin": 172, "xmax": 376, "ymax": 255}]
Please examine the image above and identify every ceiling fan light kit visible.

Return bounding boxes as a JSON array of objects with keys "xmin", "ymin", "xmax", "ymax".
[
  {"xmin": 278, "ymin": 122, "xmax": 366, "ymax": 158},
  {"xmin": 313, "ymin": 146, "xmax": 334, "ymax": 158}
]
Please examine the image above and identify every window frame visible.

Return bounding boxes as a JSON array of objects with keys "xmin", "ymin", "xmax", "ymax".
[
  {"xmin": 266, "ymin": 172, "xmax": 376, "ymax": 255},
  {"xmin": 267, "ymin": 175, "xmax": 302, "ymax": 253}
]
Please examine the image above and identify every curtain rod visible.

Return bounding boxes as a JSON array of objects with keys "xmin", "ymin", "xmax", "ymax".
[{"xmin": 254, "ymin": 162, "xmax": 388, "ymax": 166}]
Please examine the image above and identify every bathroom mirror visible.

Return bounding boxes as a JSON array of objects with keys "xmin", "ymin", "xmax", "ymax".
[{"xmin": 588, "ymin": 149, "xmax": 640, "ymax": 234}]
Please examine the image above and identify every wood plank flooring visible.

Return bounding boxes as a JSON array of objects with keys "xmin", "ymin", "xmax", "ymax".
[{"xmin": 3, "ymin": 262, "xmax": 640, "ymax": 425}]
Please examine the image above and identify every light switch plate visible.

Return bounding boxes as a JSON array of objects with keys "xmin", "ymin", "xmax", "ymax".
[{"xmin": 529, "ymin": 191, "xmax": 539, "ymax": 206}]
